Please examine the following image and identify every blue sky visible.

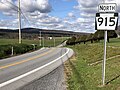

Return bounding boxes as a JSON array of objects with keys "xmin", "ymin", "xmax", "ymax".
[
  {"xmin": 49, "ymin": 0, "xmax": 78, "ymax": 18},
  {"xmin": 0, "ymin": 0, "xmax": 120, "ymax": 33}
]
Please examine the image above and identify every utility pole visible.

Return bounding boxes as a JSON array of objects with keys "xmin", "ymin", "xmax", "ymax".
[
  {"xmin": 18, "ymin": 0, "xmax": 21, "ymax": 44},
  {"xmin": 39, "ymin": 31, "xmax": 41, "ymax": 46},
  {"xmin": 11, "ymin": 46, "xmax": 14, "ymax": 56},
  {"xmin": 43, "ymin": 37, "xmax": 44, "ymax": 47},
  {"xmin": 54, "ymin": 37, "xmax": 55, "ymax": 47}
]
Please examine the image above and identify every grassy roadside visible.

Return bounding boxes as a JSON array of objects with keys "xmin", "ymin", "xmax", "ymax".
[
  {"xmin": 65, "ymin": 38, "xmax": 120, "ymax": 90},
  {"xmin": 92, "ymin": 38, "xmax": 120, "ymax": 47}
]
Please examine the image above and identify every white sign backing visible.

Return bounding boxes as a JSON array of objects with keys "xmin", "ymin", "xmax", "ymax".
[{"xmin": 95, "ymin": 13, "xmax": 118, "ymax": 30}]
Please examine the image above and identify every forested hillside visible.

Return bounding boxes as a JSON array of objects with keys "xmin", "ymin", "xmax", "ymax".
[{"xmin": 0, "ymin": 28, "xmax": 89, "ymax": 39}]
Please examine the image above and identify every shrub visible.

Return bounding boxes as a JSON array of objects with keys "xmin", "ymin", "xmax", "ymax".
[
  {"xmin": 86, "ymin": 34, "xmax": 94, "ymax": 43},
  {"xmin": 0, "ymin": 44, "xmax": 39, "ymax": 59},
  {"xmin": 66, "ymin": 36, "xmax": 76, "ymax": 45}
]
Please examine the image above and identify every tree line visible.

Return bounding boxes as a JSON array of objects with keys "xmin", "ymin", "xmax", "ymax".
[
  {"xmin": 0, "ymin": 28, "xmax": 88, "ymax": 39},
  {"xmin": 66, "ymin": 30, "xmax": 117, "ymax": 45}
]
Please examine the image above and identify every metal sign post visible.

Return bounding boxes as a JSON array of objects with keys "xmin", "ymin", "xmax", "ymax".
[
  {"xmin": 102, "ymin": 30, "xmax": 107, "ymax": 85},
  {"xmin": 102, "ymin": 0, "xmax": 106, "ymax": 84},
  {"xmin": 95, "ymin": 3, "xmax": 118, "ymax": 85},
  {"xmin": 103, "ymin": 0, "xmax": 106, "ymax": 85}
]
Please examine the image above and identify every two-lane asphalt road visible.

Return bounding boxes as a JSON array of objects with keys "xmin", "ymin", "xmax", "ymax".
[{"xmin": 0, "ymin": 47, "xmax": 74, "ymax": 90}]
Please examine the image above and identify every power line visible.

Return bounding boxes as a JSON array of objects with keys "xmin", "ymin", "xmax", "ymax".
[
  {"xmin": 0, "ymin": 0, "xmax": 31, "ymax": 25},
  {"xmin": 6, "ymin": 0, "xmax": 31, "ymax": 25},
  {"xmin": 0, "ymin": 1, "xmax": 18, "ymax": 12}
]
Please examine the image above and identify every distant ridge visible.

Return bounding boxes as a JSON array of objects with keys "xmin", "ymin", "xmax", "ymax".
[
  {"xmin": 0, "ymin": 28, "xmax": 90, "ymax": 39},
  {"xmin": 0, "ymin": 28, "xmax": 90, "ymax": 35}
]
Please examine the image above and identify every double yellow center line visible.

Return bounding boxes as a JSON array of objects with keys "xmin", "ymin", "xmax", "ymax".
[{"xmin": 0, "ymin": 48, "xmax": 56, "ymax": 70}]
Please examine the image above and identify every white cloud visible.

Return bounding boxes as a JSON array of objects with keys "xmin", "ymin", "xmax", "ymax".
[
  {"xmin": 37, "ymin": 15, "xmax": 61, "ymax": 24},
  {"xmin": 0, "ymin": 0, "xmax": 16, "ymax": 12},
  {"xmin": 76, "ymin": 0, "xmax": 101, "ymax": 15},
  {"xmin": 72, "ymin": 0, "xmax": 102, "ymax": 32},
  {"xmin": 0, "ymin": 0, "xmax": 52, "ymax": 14},
  {"xmin": 105, "ymin": 0, "xmax": 120, "ymax": 12},
  {"xmin": 76, "ymin": 18, "xmax": 84, "ymax": 23},
  {"xmin": 68, "ymin": 12, "xmax": 75, "ymax": 17},
  {"xmin": 63, "ymin": 0, "xmax": 73, "ymax": 1},
  {"xmin": 20, "ymin": 0, "xmax": 52, "ymax": 13},
  {"xmin": 0, "ymin": 18, "xmax": 19, "ymax": 29},
  {"xmin": 78, "ymin": 0, "xmax": 99, "ymax": 8}
]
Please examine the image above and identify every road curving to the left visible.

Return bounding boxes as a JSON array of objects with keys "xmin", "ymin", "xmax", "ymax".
[{"xmin": 0, "ymin": 47, "xmax": 74, "ymax": 90}]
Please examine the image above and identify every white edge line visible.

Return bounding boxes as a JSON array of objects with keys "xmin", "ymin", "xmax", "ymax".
[{"xmin": 0, "ymin": 48, "xmax": 70, "ymax": 88}]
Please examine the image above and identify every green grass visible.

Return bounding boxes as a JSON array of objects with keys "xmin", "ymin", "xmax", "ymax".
[
  {"xmin": 91, "ymin": 38, "xmax": 120, "ymax": 47},
  {"xmin": 66, "ymin": 38, "xmax": 120, "ymax": 90},
  {"xmin": 0, "ymin": 37, "xmax": 68, "ymax": 46},
  {"xmin": 107, "ymin": 38, "xmax": 120, "ymax": 47}
]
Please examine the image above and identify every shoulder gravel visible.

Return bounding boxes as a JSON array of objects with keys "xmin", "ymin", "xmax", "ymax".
[{"xmin": 17, "ymin": 65, "xmax": 66, "ymax": 90}]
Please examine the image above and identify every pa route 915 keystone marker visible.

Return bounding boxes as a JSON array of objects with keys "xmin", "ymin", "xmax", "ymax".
[
  {"xmin": 95, "ymin": 13, "xmax": 118, "ymax": 30},
  {"xmin": 95, "ymin": 3, "xmax": 118, "ymax": 30}
]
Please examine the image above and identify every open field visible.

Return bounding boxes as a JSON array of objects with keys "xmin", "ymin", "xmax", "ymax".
[
  {"xmin": 0, "ymin": 37, "xmax": 69, "ymax": 46},
  {"xmin": 66, "ymin": 38, "xmax": 120, "ymax": 90}
]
